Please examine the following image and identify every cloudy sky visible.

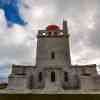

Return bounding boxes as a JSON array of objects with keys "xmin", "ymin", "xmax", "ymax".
[{"xmin": 0, "ymin": 0, "xmax": 100, "ymax": 80}]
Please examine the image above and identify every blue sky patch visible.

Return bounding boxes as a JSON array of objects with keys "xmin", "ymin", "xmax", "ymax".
[{"xmin": 0, "ymin": 0, "xmax": 26, "ymax": 26}]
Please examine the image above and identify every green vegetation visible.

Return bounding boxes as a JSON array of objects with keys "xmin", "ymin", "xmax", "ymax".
[{"xmin": 0, "ymin": 83, "xmax": 8, "ymax": 89}]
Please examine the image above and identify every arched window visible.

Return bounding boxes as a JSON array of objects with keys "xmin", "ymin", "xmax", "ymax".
[
  {"xmin": 51, "ymin": 71, "xmax": 55, "ymax": 82},
  {"xmin": 38, "ymin": 72, "xmax": 43, "ymax": 82},
  {"xmin": 64, "ymin": 72, "xmax": 68, "ymax": 82},
  {"xmin": 51, "ymin": 51, "xmax": 55, "ymax": 59}
]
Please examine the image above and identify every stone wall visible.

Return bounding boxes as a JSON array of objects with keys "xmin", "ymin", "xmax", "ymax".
[
  {"xmin": 72, "ymin": 64, "xmax": 100, "ymax": 90},
  {"xmin": 8, "ymin": 64, "xmax": 100, "ymax": 90},
  {"xmin": 8, "ymin": 75, "xmax": 27, "ymax": 90},
  {"xmin": 36, "ymin": 36, "xmax": 71, "ymax": 67}
]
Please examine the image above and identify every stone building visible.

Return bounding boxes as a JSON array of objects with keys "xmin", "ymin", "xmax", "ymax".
[{"xmin": 8, "ymin": 20, "xmax": 100, "ymax": 90}]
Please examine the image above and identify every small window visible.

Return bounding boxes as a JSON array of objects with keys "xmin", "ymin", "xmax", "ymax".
[
  {"xmin": 64, "ymin": 72, "xmax": 68, "ymax": 82},
  {"xmin": 51, "ymin": 51, "xmax": 55, "ymax": 59},
  {"xmin": 83, "ymin": 73, "xmax": 91, "ymax": 76},
  {"xmin": 38, "ymin": 72, "xmax": 43, "ymax": 82},
  {"xmin": 51, "ymin": 71, "xmax": 55, "ymax": 82}
]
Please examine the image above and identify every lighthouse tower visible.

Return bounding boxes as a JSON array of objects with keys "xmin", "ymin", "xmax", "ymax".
[
  {"xmin": 36, "ymin": 20, "xmax": 71, "ymax": 67},
  {"xmin": 36, "ymin": 20, "xmax": 79, "ymax": 89}
]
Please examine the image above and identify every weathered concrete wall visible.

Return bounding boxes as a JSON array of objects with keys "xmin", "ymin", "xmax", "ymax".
[
  {"xmin": 36, "ymin": 36, "xmax": 71, "ymax": 67},
  {"xmin": 32, "ymin": 68, "xmax": 45, "ymax": 89},
  {"xmin": 73, "ymin": 64, "xmax": 100, "ymax": 90},
  {"xmin": 8, "ymin": 75, "xmax": 27, "ymax": 90},
  {"xmin": 8, "ymin": 64, "xmax": 100, "ymax": 90},
  {"xmin": 73, "ymin": 64, "xmax": 97, "ymax": 77},
  {"xmin": 79, "ymin": 76, "xmax": 96, "ymax": 90},
  {"xmin": 92, "ymin": 75, "xmax": 100, "ymax": 90},
  {"xmin": 12, "ymin": 65, "xmax": 25, "ymax": 75}
]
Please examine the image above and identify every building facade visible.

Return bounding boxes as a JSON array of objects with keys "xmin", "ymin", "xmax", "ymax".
[{"xmin": 8, "ymin": 20, "xmax": 100, "ymax": 90}]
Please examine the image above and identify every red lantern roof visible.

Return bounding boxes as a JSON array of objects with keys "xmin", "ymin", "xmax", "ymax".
[{"xmin": 46, "ymin": 25, "xmax": 60, "ymax": 31}]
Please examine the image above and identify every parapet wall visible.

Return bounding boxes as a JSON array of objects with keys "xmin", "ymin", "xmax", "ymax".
[{"xmin": 72, "ymin": 64, "xmax": 100, "ymax": 90}]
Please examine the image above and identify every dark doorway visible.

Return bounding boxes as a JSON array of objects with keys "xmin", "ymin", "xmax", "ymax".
[
  {"xmin": 51, "ymin": 71, "xmax": 55, "ymax": 82},
  {"xmin": 38, "ymin": 72, "xmax": 43, "ymax": 82},
  {"xmin": 64, "ymin": 72, "xmax": 68, "ymax": 82}
]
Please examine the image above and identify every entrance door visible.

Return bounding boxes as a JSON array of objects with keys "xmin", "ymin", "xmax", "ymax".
[{"xmin": 44, "ymin": 69, "xmax": 61, "ymax": 90}]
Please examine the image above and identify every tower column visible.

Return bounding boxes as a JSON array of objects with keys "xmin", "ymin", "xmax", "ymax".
[{"xmin": 63, "ymin": 20, "xmax": 71, "ymax": 65}]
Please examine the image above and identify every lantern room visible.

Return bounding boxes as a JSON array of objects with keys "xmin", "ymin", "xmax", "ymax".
[
  {"xmin": 38, "ymin": 21, "xmax": 69, "ymax": 37},
  {"xmin": 46, "ymin": 25, "xmax": 60, "ymax": 31},
  {"xmin": 46, "ymin": 25, "xmax": 60, "ymax": 36}
]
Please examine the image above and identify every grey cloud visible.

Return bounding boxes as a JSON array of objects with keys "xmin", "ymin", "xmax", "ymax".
[
  {"xmin": 0, "ymin": 0, "xmax": 100, "ymax": 69},
  {"xmin": 11, "ymin": 0, "xmax": 100, "ymax": 65},
  {"xmin": 0, "ymin": 0, "xmax": 100, "ymax": 80}
]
